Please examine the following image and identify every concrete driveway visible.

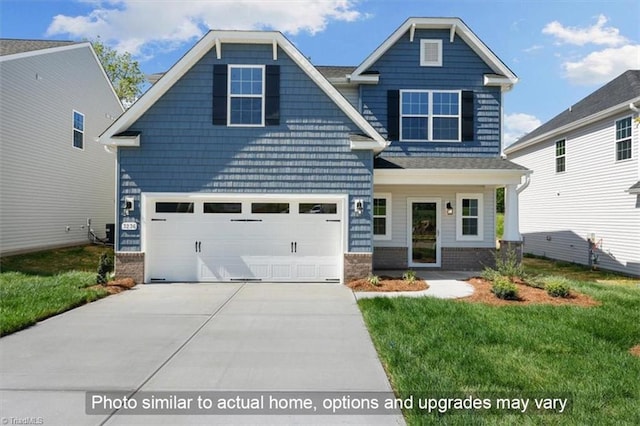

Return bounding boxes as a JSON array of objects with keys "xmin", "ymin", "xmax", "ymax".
[{"xmin": 0, "ymin": 283, "xmax": 405, "ymax": 425}]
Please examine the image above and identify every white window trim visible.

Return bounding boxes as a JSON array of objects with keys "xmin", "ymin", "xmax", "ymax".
[
  {"xmin": 614, "ymin": 115, "xmax": 633, "ymax": 162},
  {"xmin": 373, "ymin": 193, "xmax": 392, "ymax": 240},
  {"xmin": 555, "ymin": 139, "xmax": 566, "ymax": 173},
  {"xmin": 399, "ymin": 90, "xmax": 461, "ymax": 142},
  {"xmin": 456, "ymin": 193, "xmax": 483, "ymax": 241},
  {"xmin": 420, "ymin": 39, "xmax": 442, "ymax": 67},
  {"xmin": 72, "ymin": 110, "xmax": 84, "ymax": 150},
  {"xmin": 227, "ymin": 64, "xmax": 265, "ymax": 127}
]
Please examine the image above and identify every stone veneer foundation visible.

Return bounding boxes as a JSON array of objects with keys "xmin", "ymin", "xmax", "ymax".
[
  {"xmin": 115, "ymin": 252, "xmax": 145, "ymax": 284},
  {"xmin": 374, "ymin": 244, "xmax": 523, "ymax": 271},
  {"xmin": 344, "ymin": 252, "xmax": 373, "ymax": 282}
]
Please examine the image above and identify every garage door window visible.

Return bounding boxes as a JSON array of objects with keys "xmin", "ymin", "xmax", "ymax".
[
  {"xmin": 299, "ymin": 203, "xmax": 337, "ymax": 214},
  {"xmin": 251, "ymin": 203, "xmax": 290, "ymax": 214},
  {"xmin": 156, "ymin": 202, "xmax": 194, "ymax": 213},
  {"xmin": 204, "ymin": 202, "xmax": 242, "ymax": 214}
]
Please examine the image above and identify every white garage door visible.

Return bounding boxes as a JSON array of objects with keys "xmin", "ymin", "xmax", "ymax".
[{"xmin": 143, "ymin": 195, "xmax": 344, "ymax": 283}]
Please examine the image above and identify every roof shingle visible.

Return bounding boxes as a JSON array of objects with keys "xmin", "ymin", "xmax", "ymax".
[{"xmin": 0, "ymin": 39, "xmax": 79, "ymax": 56}]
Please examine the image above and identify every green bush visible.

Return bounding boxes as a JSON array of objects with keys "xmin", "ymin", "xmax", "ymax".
[
  {"xmin": 96, "ymin": 253, "xmax": 114, "ymax": 285},
  {"xmin": 402, "ymin": 270, "xmax": 417, "ymax": 284},
  {"xmin": 367, "ymin": 274, "xmax": 381, "ymax": 287},
  {"xmin": 494, "ymin": 247, "xmax": 525, "ymax": 278},
  {"xmin": 543, "ymin": 276, "xmax": 571, "ymax": 298},
  {"xmin": 491, "ymin": 276, "xmax": 519, "ymax": 300}
]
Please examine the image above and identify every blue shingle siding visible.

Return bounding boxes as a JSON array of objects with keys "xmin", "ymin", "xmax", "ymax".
[
  {"xmin": 361, "ymin": 29, "xmax": 502, "ymax": 157},
  {"xmin": 117, "ymin": 44, "xmax": 373, "ymax": 252}
]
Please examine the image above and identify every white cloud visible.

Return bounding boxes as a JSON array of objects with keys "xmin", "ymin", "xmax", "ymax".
[
  {"xmin": 542, "ymin": 14, "xmax": 628, "ymax": 47},
  {"xmin": 562, "ymin": 44, "xmax": 640, "ymax": 85},
  {"xmin": 523, "ymin": 44, "xmax": 543, "ymax": 53},
  {"xmin": 504, "ymin": 113, "xmax": 542, "ymax": 146},
  {"xmin": 46, "ymin": 0, "xmax": 364, "ymax": 56}
]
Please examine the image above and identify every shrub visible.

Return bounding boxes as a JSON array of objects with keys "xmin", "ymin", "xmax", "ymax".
[
  {"xmin": 367, "ymin": 274, "xmax": 381, "ymax": 287},
  {"xmin": 543, "ymin": 276, "xmax": 571, "ymax": 298},
  {"xmin": 96, "ymin": 253, "xmax": 114, "ymax": 285},
  {"xmin": 482, "ymin": 267, "xmax": 502, "ymax": 282},
  {"xmin": 491, "ymin": 276, "xmax": 519, "ymax": 300},
  {"xmin": 494, "ymin": 247, "xmax": 525, "ymax": 278},
  {"xmin": 402, "ymin": 270, "xmax": 417, "ymax": 284}
]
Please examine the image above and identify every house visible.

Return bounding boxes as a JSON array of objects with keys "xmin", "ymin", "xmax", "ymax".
[
  {"xmin": 0, "ymin": 40, "xmax": 124, "ymax": 255},
  {"xmin": 506, "ymin": 70, "xmax": 640, "ymax": 277},
  {"xmin": 99, "ymin": 18, "xmax": 529, "ymax": 284}
]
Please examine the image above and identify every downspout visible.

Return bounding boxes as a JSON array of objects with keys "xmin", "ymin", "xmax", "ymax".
[{"xmin": 516, "ymin": 173, "xmax": 530, "ymax": 194}]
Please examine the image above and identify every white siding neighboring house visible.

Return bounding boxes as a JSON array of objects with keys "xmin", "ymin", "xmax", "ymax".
[
  {"xmin": 506, "ymin": 70, "xmax": 640, "ymax": 277},
  {"xmin": 0, "ymin": 40, "xmax": 124, "ymax": 255}
]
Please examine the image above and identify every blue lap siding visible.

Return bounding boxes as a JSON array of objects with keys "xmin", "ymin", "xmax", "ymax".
[
  {"xmin": 117, "ymin": 44, "xmax": 373, "ymax": 252},
  {"xmin": 360, "ymin": 29, "xmax": 502, "ymax": 157}
]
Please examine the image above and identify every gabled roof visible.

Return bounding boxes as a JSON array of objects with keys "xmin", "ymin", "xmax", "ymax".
[
  {"xmin": 349, "ymin": 17, "xmax": 518, "ymax": 89},
  {"xmin": 99, "ymin": 31, "xmax": 388, "ymax": 152},
  {"xmin": 0, "ymin": 39, "xmax": 82, "ymax": 58},
  {"xmin": 506, "ymin": 70, "xmax": 640, "ymax": 154}
]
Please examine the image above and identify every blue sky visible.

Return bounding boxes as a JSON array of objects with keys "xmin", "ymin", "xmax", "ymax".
[{"xmin": 2, "ymin": 0, "xmax": 639, "ymax": 144}]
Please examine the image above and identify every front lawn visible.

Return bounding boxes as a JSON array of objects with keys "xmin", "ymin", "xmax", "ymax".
[
  {"xmin": 0, "ymin": 245, "xmax": 114, "ymax": 336},
  {"xmin": 358, "ymin": 258, "xmax": 640, "ymax": 425}
]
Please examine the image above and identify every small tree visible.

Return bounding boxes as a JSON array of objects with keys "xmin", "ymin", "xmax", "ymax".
[
  {"xmin": 91, "ymin": 37, "xmax": 145, "ymax": 107},
  {"xmin": 96, "ymin": 253, "xmax": 114, "ymax": 285}
]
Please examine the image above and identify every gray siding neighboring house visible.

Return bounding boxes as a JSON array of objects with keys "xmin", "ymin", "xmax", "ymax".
[
  {"xmin": 0, "ymin": 40, "xmax": 124, "ymax": 255},
  {"xmin": 100, "ymin": 18, "xmax": 529, "ymax": 284},
  {"xmin": 506, "ymin": 70, "xmax": 640, "ymax": 277}
]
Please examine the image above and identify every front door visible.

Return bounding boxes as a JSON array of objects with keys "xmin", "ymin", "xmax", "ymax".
[{"xmin": 408, "ymin": 198, "xmax": 440, "ymax": 267}]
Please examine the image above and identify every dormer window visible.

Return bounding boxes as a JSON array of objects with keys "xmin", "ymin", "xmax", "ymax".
[{"xmin": 420, "ymin": 39, "xmax": 442, "ymax": 67}]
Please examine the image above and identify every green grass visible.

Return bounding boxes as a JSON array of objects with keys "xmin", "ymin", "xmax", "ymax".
[
  {"xmin": 358, "ymin": 258, "xmax": 640, "ymax": 425},
  {"xmin": 0, "ymin": 245, "xmax": 113, "ymax": 336},
  {"xmin": 1, "ymin": 245, "xmax": 113, "ymax": 275},
  {"xmin": 496, "ymin": 212, "xmax": 504, "ymax": 240}
]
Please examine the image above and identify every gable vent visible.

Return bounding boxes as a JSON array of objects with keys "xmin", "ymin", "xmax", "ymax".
[{"xmin": 420, "ymin": 39, "xmax": 442, "ymax": 67}]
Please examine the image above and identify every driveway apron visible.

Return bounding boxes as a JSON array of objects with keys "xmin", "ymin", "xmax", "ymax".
[{"xmin": 0, "ymin": 283, "xmax": 404, "ymax": 425}]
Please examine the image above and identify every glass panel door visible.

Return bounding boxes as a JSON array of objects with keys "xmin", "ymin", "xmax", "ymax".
[{"xmin": 409, "ymin": 200, "xmax": 440, "ymax": 266}]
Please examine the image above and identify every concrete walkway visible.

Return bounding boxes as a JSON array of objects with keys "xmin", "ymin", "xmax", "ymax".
[
  {"xmin": 354, "ymin": 270, "xmax": 477, "ymax": 300},
  {"xmin": 0, "ymin": 283, "xmax": 405, "ymax": 426}
]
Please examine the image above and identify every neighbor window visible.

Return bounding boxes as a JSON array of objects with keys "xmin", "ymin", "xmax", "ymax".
[
  {"xmin": 400, "ymin": 90, "xmax": 460, "ymax": 141},
  {"xmin": 373, "ymin": 194, "xmax": 391, "ymax": 240},
  {"xmin": 615, "ymin": 116, "xmax": 632, "ymax": 161},
  {"xmin": 72, "ymin": 111, "xmax": 84, "ymax": 149},
  {"xmin": 456, "ymin": 193, "xmax": 483, "ymax": 241},
  {"xmin": 555, "ymin": 139, "xmax": 566, "ymax": 173},
  {"xmin": 420, "ymin": 39, "xmax": 442, "ymax": 67},
  {"xmin": 228, "ymin": 65, "xmax": 264, "ymax": 126}
]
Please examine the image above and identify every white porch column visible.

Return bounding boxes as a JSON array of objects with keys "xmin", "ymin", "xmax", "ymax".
[{"xmin": 503, "ymin": 184, "xmax": 521, "ymax": 241}]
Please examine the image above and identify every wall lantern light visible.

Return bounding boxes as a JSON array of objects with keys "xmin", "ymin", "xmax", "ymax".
[
  {"xmin": 446, "ymin": 201, "xmax": 454, "ymax": 215},
  {"xmin": 354, "ymin": 199, "xmax": 364, "ymax": 216}
]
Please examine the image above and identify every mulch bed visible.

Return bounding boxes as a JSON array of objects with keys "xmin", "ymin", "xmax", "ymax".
[
  {"xmin": 90, "ymin": 278, "xmax": 136, "ymax": 295},
  {"xmin": 630, "ymin": 345, "xmax": 640, "ymax": 358},
  {"xmin": 461, "ymin": 277, "xmax": 599, "ymax": 307},
  {"xmin": 347, "ymin": 277, "xmax": 428, "ymax": 292}
]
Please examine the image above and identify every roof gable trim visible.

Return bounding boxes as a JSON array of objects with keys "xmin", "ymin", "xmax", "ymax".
[
  {"xmin": 506, "ymin": 97, "xmax": 640, "ymax": 154},
  {"xmin": 99, "ymin": 31, "xmax": 388, "ymax": 152},
  {"xmin": 351, "ymin": 17, "xmax": 517, "ymax": 84}
]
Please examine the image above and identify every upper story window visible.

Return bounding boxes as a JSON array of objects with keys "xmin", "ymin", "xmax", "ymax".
[
  {"xmin": 615, "ymin": 116, "xmax": 632, "ymax": 161},
  {"xmin": 420, "ymin": 39, "xmax": 442, "ymax": 67},
  {"xmin": 72, "ymin": 111, "xmax": 84, "ymax": 149},
  {"xmin": 400, "ymin": 90, "xmax": 460, "ymax": 142},
  {"xmin": 555, "ymin": 139, "xmax": 566, "ymax": 173},
  {"xmin": 228, "ymin": 65, "xmax": 264, "ymax": 126}
]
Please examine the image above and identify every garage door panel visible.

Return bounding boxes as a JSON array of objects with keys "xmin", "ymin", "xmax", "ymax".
[{"xmin": 145, "ymin": 196, "xmax": 343, "ymax": 283}]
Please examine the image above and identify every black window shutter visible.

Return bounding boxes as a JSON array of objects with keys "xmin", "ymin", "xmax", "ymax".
[
  {"xmin": 387, "ymin": 90, "xmax": 400, "ymax": 140},
  {"xmin": 212, "ymin": 65, "xmax": 227, "ymax": 125},
  {"xmin": 461, "ymin": 90, "xmax": 474, "ymax": 141},
  {"xmin": 265, "ymin": 65, "xmax": 280, "ymax": 126}
]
